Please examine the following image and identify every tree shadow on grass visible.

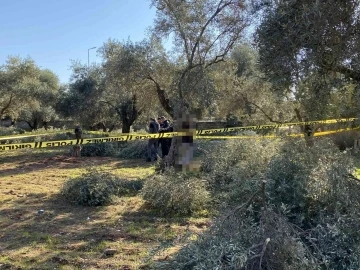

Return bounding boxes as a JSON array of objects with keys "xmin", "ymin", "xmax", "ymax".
[
  {"xmin": 0, "ymin": 154, "xmax": 152, "ymax": 179},
  {"xmin": 0, "ymin": 191, "xmax": 196, "ymax": 269}
]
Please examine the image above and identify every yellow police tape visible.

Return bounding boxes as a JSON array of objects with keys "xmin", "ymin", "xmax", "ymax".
[
  {"xmin": 1, "ymin": 126, "xmax": 359, "ymax": 152},
  {"xmin": 0, "ymin": 132, "xmax": 176, "ymax": 151},
  {"xmin": 196, "ymin": 127, "xmax": 360, "ymax": 139},
  {"xmin": 195, "ymin": 117, "xmax": 357, "ymax": 135},
  {"xmin": 0, "ymin": 117, "xmax": 357, "ymax": 141}
]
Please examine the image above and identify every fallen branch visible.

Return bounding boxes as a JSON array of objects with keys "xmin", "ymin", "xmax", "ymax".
[
  {"xmin": 259, "ymin": 238, "xmax": 271, "ymax": 270},
  {"xmin": 222, "ymin": 190, "xmax": 260, "ymax": 225}
]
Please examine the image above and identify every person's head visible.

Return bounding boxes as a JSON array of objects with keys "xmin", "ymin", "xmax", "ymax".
[
  {"xmin": 157, "ymin": 117, "xmax": 162, "ymax": 124},
  {"xmin": 150, "ymin": 117, "xmax": 156, "ymax": 123},
  {"xmin": 160, "ymin": 116, "xmax": 166, "ymax": 122}
]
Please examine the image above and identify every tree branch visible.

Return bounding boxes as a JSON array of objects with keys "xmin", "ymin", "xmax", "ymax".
[
  {"xmin": 189, "ymin": 0, "xmax": 235, "ymax": 65},
  {"xmin": 1, "ymin": 94, "xmax": 15, "ymax": 115},
  {"xmin": 240, "ymin": 94, "xmax": 283, "ymax": 123},
  {"xmin": 147, "ymin": 75, "xmax": 174, "ymax": 117},
  {"xmin": 164, "ymin": 0, "xmax": 191, "ymax": 62},
  {"xmin": 331, "ymin": 65, "xmax": 360, "ymax": 82}
]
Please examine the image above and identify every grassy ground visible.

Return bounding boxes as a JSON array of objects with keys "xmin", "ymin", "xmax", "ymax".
[{"xmin": 0, "ymin": 147, "xmax": 209, "ymax": 269}]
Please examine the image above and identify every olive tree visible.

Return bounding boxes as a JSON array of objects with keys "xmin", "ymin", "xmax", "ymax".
[
  {"xmin": 147, "ymin": 0, "xmax": 251, "ymax": 167},
  {"xmin": 0, "ymin": 56, "xmax": 40, "ymax": 121},
  {"xmin": 19, "ymin": 69, "xmax": 60, "ymax": 130},
  {"xmin": 0, "ymin": 56, "xmax": 60, "ymax": 129},
  {"xmin": 254, "ymin": 0, "xmax": 360, "ymax": 144},
  {"xmin": 256, "ymin": 0, "xmax": 360, "ymax": 116},
  {"xmin": 99, "ymin": 39, "xmax": 160, "ymax": 133},
  {"xmin": 56, "ymin": 63, "xmax": 119, "ymax": 131}
]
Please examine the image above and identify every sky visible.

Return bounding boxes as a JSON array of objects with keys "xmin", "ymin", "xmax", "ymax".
[{"xmin": 0, "ymin": 0, "xmax": 157, "ymax": 84}]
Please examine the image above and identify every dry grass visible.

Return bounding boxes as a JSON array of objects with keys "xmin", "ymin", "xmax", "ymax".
[{"xmin": 0, "ymin": 148, "xmax": 209, "ymax": 269}]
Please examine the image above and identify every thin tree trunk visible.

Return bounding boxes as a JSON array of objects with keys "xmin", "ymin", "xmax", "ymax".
[
  {"xmin": 122, "ymin": 121, "xmax": 131, "ymax": 133},
  {"xmin": 42, "ymin": 121, "xmax": 48, "ymax": 130},
  {"xmin": 294, "ymin": 108, "xmax": 314, "ymax": 146},
  {"xmin": 108, "ymin": 125, "xmax": 115, "ymax": 132}
]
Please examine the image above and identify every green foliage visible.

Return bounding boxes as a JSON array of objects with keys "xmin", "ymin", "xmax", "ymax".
[
  {"xmin": 99, "ymin": 39, "xmax": 157, "ymax": 132},
  {"xmin": 80, "ymin": 142, "xmax": 118, "ymax": 157},
  {"xmin": 0, "ymin": 126, "xmax": 26, "ymax": 137},
  {"xmin": 202, "ymin": 134, "xmax": 280, "ymax": 188},
  {"xmin": 56, "ymin": 63, "xmax": 119, "ymax": 129},
  {"xmin": 148, "ymin": 0, "xmax": 250, "ymax": 118},
  {"xmin": 264, "ymin": 138, "xmax": 360, "ymax": 269},
  {"xmin": 330, "ymin": 130, "xmax": 360, "ymax": 151},
  {"xmin": 255, "ymin": 0, "xmax": 360, "ymax": 121},
  {"xmin": 141, "ymin": 171, "xmax": 210, "ymax": 216},
  {"xmin": 266, "ymin": 138, "xmax": 355, "ymax": 220},
  {"xmin": 117, "ymin": 140, "xmax": 148, "ymax": 159},
  {"xmin": 156, "ymin": 138, "xmax": 360, "ymax": 269},
  {"xmin": 0, "ymin": 56, "xmax": 59, "ymax": 127},
  {"xmin": 61, "ymin": 169, "xmax": 143, "ymax": 206},
  {"xmin": 256, "ymin": 0, "xmax": 360, "ymax": 90},
  {"xmin": 159, "ymin": 209, "xmax": 319, "ymax": 270}
]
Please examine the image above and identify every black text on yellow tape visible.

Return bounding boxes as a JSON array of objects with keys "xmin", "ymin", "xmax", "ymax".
[
  {"xmin": 0, "ymin": 132, "xmax": 180, "ymax": 152},
  {"xmin": 1, "ymin": 117, "xmax": 357, "ymax": 140},
  {"xmin": 196, "ymin": 118, "xmax": 358, "ymax": 135},
  {"xmin": 195, "ymin": 127, "xmax": 359, "ymax": 139}
]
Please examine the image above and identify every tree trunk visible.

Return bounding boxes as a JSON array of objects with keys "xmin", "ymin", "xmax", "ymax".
[
  {"xmin": 108, "ymin": 125, "xmax": 115, "ymax": 132},
  {"xmin": 42, "ymin": 121, "xmax": 48, "ymax": 130},
  {"xmin": 294, "ymin": 108, "xmax": 314, "ymax": 147},
  {"xmin": 122, "ymin": 121, "xmax": 131, "ymax": 133},
  {"xmin": 98, "ymin": 122, "xmax": 107, "ymax": 132},
  {"xmin": 116, "ymin": 94, "xmax": 142, "ymax": 134}
]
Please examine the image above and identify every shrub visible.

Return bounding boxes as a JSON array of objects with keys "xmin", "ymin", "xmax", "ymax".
[
  {"xmin": 157, "ymin": 206, "xmax": 320, "ymax": 270},
  {"xmin": 61, "ymin": 169, "xmax": 142, "ymax": 206},
  {"xmin": 0, "ymin": 126, "xmax": 26, "ymax": 137},
  {"xmin": 202, "ymin": 132, "xmax": 280, "ymax": 183},
  {"xmin": 266, "ymin": 138, "xmax": 360, "ymax": 269},
  {"xmin": 80, "ymin": 142, "xmax": 118, "ymax": 157},
  {"xmin": 154, "ymin": 138, "xmax": 360, "ymax": 269},
  {"xmin": 117, "ymin": 140, "xmax": 148, "ymax": 159},
  {"xmin": 141, "ymin": 171, "xmax": 210, "ymax": 215},
  {"xmin": 201, "ymin": 134, "xmax": 281, "ymax": 207},
  {"xmin": 266, "ymin": 138, "xmax": 356, "ymax": 222},
  {"xmin": 330, "ymin": 129, "xmax": 360, "ymax": 150}
]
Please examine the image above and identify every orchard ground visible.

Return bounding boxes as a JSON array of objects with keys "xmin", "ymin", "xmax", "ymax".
[{"xmin": 0, "ymin": 147, "xmax": 209, "ymax": 270}]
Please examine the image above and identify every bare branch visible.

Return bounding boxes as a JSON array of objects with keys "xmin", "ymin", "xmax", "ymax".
[
  {"xmin": 164, "ymin": 0, "xmax": 191, "ymax": 62},
  {"xmin": 147, "ymin": 75, "xmax": 174, "ymax": 117},
  {"xmin": 189, "ymin": 0, "xmax": 235, "ymax": 65},
  {"xmin": 331, "ymin": 64, "xmax": 360, "ymax": 82},
  {"xmin": 240, "ymin": 94, "xmax": 283, "ymax": 124},
  {"xmin": 1, "ymin": 94, "xmax": 14, "ymax": 115}
]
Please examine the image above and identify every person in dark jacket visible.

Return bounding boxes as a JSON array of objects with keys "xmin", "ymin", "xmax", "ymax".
[
  {"xmin": 159, "ymin": 116, "xmax": 174, "ymax": 157},
  {"xmin": 147, "ymin": 118, "xmax": 159, "ymax": 162},
  {"xmin": 74, "ymin": 125, "xmax": 82, "ymax": 140}
]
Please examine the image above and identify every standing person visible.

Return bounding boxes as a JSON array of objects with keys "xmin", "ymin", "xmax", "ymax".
[
  {"xmin": 73, "ymin": 125, "xmax": 83, "ymax": 157},
  {"xmin": 147, "ymin": 118, "xmax": 159, "ymax": 162},
  {"xmin": 159, "ymin": 116, "xmax": 173, "ymax": 157},
  {"xmin": 74, "ymin": 125, "xmax": 82, "ymax": 140}
]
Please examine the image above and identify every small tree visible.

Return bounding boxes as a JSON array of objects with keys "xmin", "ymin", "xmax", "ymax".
[
  {"xmin": 20, "ymin": 69, "xmax": 60, "ymax": 130},
  {"xmin": 56, "ymin": 63, "xmax": 119, "ymax": 131},
  {"xmin": 99, "ymin": 39, "xmax": 158, "ymax": 133},
  {"xmin": 0, "ymin": 56, "xmax": 41, "ymax": 121}
]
